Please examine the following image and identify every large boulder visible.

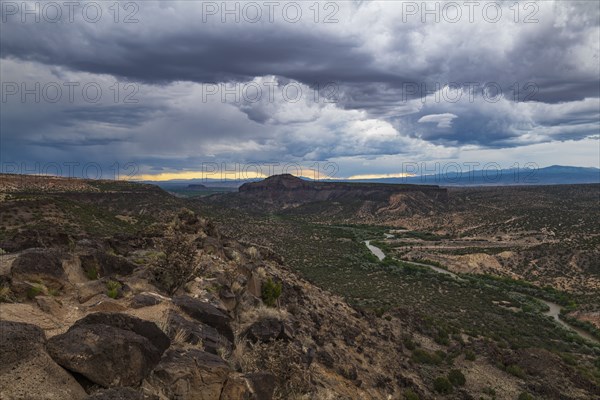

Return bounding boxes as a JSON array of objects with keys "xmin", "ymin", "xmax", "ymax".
[
  {"xmin": 77, "ymin": 279, "xmax": 109, "ymax": 303},
  {"xmin": 0, "ymin": 321, "xmax": 87, "ymax": 400},
  {"xmin": 245, "ymin": 372, "xmax": 276, "ymax": 400},
  {"xmin": 201, "ymin": 237, "xmax": 225, "ymax": 258},
  {"xmin": 130, "ymin": 293, "xmax": 162, "ymax": 309},
  {"xmin": 86, "ymin": 387, "xmax": 157, "ymax": 400},
  {"xmin": 73, "ymin": 313, "xmax": 170, "ymax": 353},
  {"xmin": 167, "ymin": 310, "xmax": 231, "ymax": 355},
  {"xmin": 173, "ymin": 296, "xmax": 234, "ymax": 342},
  {"xmin": 144, "ymin": 348, "xmax": 234, "ymax": 400},
  {"xmin": 220, "ymin": 375, "xmax": 252, "ymax": 400},
  {"xmin": 80, "ymin": 252, "xmax": 136, "ymax": 278},
  {"xmin": 47, "ymin": 314, "xmax": 170, "ymax": 387},
  {"xmin": 242, "ymin": 318, "xmax": 294, "ymax": 343},
  {"xmin": 10, "ymin": 249, "xmax": 66, "ymax": 292}
]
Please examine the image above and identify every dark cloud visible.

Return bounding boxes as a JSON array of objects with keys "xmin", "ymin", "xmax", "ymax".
[{"xmin": 1, "ymin": 1, "xmax": 599, "ymax": 175}]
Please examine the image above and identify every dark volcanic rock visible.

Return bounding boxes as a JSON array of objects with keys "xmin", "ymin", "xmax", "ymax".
[
  {"xmin": 47, "ymin": 314, "xmax": 170, "ymax": 387},
  {"xmin": 77, "ymin": 279, "xmax": 109, "ymax": 303},
  {"xmin": 145, "ymin": 348, "xmax": 233, "ymax": 400},
  {"xmin": 10, "ymin": 249, "xmax": 66, "ymax": 291},
  {"xmin": 220, "ymin": 375, "xmax": 252, "ymax": 400},
  {"xmin": 130, "ymin": 293, "xmax": 162, "ymax": 309},
  {"xmin": 73, "ymin": 313, "xmax": 170, "ymax": 354},
  {"xmin": 245, "ymin": 372, "xmax": 276, "ymax": 400},
  {"xmin": 47, "ymin": 324, "xmax": 162, "ymax": 387},
  {"xmin": 0, "ymin": 228, "xmax": 72, "ymax": 253},
  {"xmin": 0, "ymin": 320, "xmax": 45, "ymax": 365},
  {"xmin": 166, "ymin": 311, "xmax": 230, "ymax": 355},
  {"xmin": 242, "ymin": 317, "xmax": 294, "ymax": 343},
  {"xmin": 80, "ymin": 251, "xmax": 136, "ymax": 278},
  {"xmin": 87, "ymin": 388, "xmax": 136, "ymax": 400},
  {"xmin": 173, "ymin": 295, "xmax": 234, "ymax": 342},
  {"xmin": 86, "ymin": 387, "xmax": 157, "ymax": 400},
  {"xmin": 0, "ymin": 320, "xmax": 87, "ymax": 400}
]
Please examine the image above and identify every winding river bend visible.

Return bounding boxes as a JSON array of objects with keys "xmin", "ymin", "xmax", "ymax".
[
  {"xmin": 365, "ymin": 237, "xmax": 599, "ymax": 345},
  {"xmin": 364, "ymin": 240, "xmax": 385, "ymax": 261}
]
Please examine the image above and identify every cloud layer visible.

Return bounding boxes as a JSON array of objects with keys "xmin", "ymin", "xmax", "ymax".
[{"xmin": 1, "ymin": 1, "xmax": 599, "ymax": 177}]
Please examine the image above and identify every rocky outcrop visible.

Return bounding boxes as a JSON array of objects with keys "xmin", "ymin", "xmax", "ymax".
[
  {"xmin": 238, "ymin": 174, "xmax": 448, "ymax": 203},
  {"xmin": 144, "ymin": 348, "xmax": 241, "ymax": 400},
  {"xmin": 244, "ymin": 372, "xmax": 276, "ymax": 400},
  {"xmin": 80, "ymin": 251, "xmax": 137, "ymax": 278},
  {"xmin": 166, "ymin": 310, "xmax": 230, "ymax": 355},
  {"xmin": 0, "ymin": 321, "xmax": 87, "ymax": 400},
  {"xmin": 242, "ymin": 317, "xmax": 294, "ymax": 343},
  {"xmin": 73, "ymin": 313, "xmax": 171, "ymax": 353},
  {"xmin": 10, "ymin": 249, "xmax": 66, "ymax": 293},
  {"xmin": 173, "ymin": 296, "xmax": 234, "ymax": 343},
  {"xmin": 86, "ymin": 387, "xmax": 157, "ymax": 400},
  {"xmin": 130, "ymin": 293, "xmax": 162, "ymax": 308},
  {"xmin": 47, "ymin": 314, "xmax": 170, "ymax": 387},
  {"xmin": 77, "ymin": 279, "xmax": 110, "ymax": 303}
]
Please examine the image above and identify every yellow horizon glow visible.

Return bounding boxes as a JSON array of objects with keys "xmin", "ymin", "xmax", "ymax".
[
  {"xmin": 132, "ymin": 170, "xmax": 268, "ymax": 181},
  {"xmin": 346, "ymin": 173, "xmax": 415, "ymax": 180},
  {"xmin": 131, "ymin": 171, "xmax": 336, "ymax": 181},
  {"xmin": 131, "ymin": 170, "xmax": 414, "ymax": 181}
]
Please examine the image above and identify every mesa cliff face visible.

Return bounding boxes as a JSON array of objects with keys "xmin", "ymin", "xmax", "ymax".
[{"xmin": 236, "ymin": 174, "xmax": 448, "ymax": 215}]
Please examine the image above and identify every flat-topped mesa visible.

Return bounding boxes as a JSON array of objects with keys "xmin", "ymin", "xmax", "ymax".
[
  {"xmin": 239, "ymin": 174, "xmax": 310, "ymax": 191},
  {"xmin": 238, "ymin": 174, "xmax": 448, "ymax": 203},
  {"xmin": 0, "ymin": 173, "xmax": 163, "ymax": 194}
]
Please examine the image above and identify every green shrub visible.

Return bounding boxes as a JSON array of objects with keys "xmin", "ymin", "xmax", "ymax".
[
  {"xmin": 261, "ymin": 277, "xmax": 282, "ymax": 307},
  {"xmin": 506, "ymin": 364, "xmax": 526, "ymax": 379},
  {"xmin": 518, "ymin": 393, "xmax": 534, "ymax": 400},
  {"xmin": 26, "ymin": 285, "xmax": 44, "ymax": 299},
  {"xmin": 560, "ymin": 353, "xmax": 577, "ymax": 365},
  {"xmin": 482, "ymin": 386, "xmax": 496, "ymax": 396},
  {"xmin": 374, "ymin": 307, "xmax": 386, "ymax": 318},
  {"xmin": 403, "ymin": 388, "xmax": 420, "ymax": 400},
  {"xmin": 84, "ymin": 265, "xmax": 98, "ymax": 280},
  {"xmin": 106, "ymin": 280, "xmax": 122, "ymax": 299},
  {"xmin": 151, "ymin": 228, "xmax": 200, "ymax": 295},
  {"xmin": 411, "ymin": 349, "xmax": 442, "ymax": 365},
  {"xmin": 0, "ymin": 286, "xmax": 15, "ymax": 303},
  {"xmin": 435, "ymin": 329, "xmax": 450, "ymax": 346},
  {"xmin": 448, "ymin": 369, "xmax": 466, "ymax": 386},
  {"xmin": 465, "ymin": 350, "xmax": 476, "ymax": 361},
  {"xmin": 403, "ymin": 336, "xmax": 417, "ymax": 350},
  {"xmin": 433, "ymin": 377, "xmax": 453, "ymax": 394}
]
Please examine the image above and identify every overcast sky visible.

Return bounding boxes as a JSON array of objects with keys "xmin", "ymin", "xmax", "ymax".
[{"xmin": 1, "ymin": 1, "xmax": 599, "ymax": 180}]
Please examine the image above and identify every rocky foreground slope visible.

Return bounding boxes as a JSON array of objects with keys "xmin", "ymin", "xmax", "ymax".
[
  {"xmin": 1, "ymin": 205, "xmax": 439, "ymax": 399},
  {"xmin": 1, "ymin": 174, "xmax": 599, "ymax": 399}
]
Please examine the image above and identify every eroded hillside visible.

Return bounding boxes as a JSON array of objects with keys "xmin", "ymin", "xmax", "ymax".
[{"xmin": 1, "ymin": 174, "xmax": 599, "ymax": 399}]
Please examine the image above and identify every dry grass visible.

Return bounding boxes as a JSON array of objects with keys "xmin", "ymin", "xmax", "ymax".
[
  {"xmin": 0, "ymin": 285, "xmax": 15, "ymax": 303},
  {"xmin": 156, "ymin": 311, "xmax": 204, "ymax": 349},
  {"xmin": 172, "ymin": 327, "xmax": 190, "ymax": 344},
  {"xmin": 238, "ymin": 304, "xmax": 290, "ymax": 331},
  {"xmin": 237, "ymin": 340, "xmax": 312, "ymax": 399},
  {"xmin": 247, "ymin": 246, "xmax": 260, "ymax": 261},
  {"xmin": 156, "ymin": 312, "xmax": 170, "ymax": 335}
]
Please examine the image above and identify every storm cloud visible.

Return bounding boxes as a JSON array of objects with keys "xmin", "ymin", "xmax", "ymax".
[{"xmin": 1, "ymin": 1, "xmax": 598, "ymax": 177}]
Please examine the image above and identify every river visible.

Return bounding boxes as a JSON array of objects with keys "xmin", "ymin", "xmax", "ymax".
[
  {"xmin": 364, "ymin": 240, "xmax": 385, "ymax": 261},
  {"xmin": 539, "ymin": 300, "xmax": 599, "ymax": 344},
  {"xmin": 364, "ymin": 236, "xmax": 599, "ymax": 345}
]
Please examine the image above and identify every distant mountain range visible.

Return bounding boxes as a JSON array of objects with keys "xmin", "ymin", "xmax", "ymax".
[
  {"xmin": 144, "ymin": 165, "xmax": 599, "ymax": 190},
  {"xmin": 341, "ymin": 165, "xmax": 600, "ymax": 186}
]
